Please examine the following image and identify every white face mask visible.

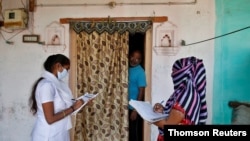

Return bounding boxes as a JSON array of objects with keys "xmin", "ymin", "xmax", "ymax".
[{"xmin": 57, "ymin": 68, "xmax": 68, "ymax": 80}]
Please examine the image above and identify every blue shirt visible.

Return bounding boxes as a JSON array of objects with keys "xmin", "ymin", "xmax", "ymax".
[{"xmin": 128, "ymin": 65, "xmax": 147, "ymax": 110}]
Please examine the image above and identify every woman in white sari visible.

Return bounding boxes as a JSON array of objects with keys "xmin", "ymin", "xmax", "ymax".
[{"xmin": 29, "ymin": 54, "xmax": 84, "ymax": 141}]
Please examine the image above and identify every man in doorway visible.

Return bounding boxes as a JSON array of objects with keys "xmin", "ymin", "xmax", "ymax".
[{"xmin": 128, "ymin": 49, "xmax": 147, "ymax": 141}]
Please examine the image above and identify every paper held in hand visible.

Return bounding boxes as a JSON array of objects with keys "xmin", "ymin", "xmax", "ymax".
[
  {"xmin": 71, "ymin": 93, "xmax": 99, "ymax": 115},
  {"xmin": 129, "ymin": 100, "xmax": 169, "ymax": 123}
]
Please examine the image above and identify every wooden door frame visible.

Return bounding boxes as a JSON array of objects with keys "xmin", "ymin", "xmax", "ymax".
[
  {"xmin": 64, "ymin": 17, "xmax": 167, "ymax": 141},
  {"xmin": 143, "ymin": 28, "xmax": 153, "ymax": 141}
]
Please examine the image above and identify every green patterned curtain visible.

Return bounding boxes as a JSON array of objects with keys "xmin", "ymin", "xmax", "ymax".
[{"xmin": 71, "ymin": 21, "xmax": 152, "ymax": 34}]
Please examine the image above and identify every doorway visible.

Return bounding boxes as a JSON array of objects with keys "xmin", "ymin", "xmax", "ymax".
[
  {"xmin": 69, "ymin": 25, "xmax": 153, "ymax": 141},
  {"xmin": 128, "ymin": 32, "xmax": 146, "ymax": 141},
  {"xmin": 129, "ymin": 32, "xmax": 145, "ymax": 68}
]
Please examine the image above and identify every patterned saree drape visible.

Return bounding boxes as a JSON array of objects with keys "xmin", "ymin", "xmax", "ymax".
[{"xmin": 74, "ymin": 31, "xmax": 129, "ymax": 141}]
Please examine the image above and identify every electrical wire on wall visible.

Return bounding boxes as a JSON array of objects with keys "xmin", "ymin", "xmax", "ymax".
[
  {"xmin": 182, "ymin": 25, "xmax": 250, "ymax": 46},
  {"xmin": 0, "ymin": 0, "xmax": 29, "ymax": 45}
]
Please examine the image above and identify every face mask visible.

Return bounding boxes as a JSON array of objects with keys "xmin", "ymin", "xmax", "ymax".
[{"xmin": 57, "ymin": 68, "xmax": 68, "ymax": 80}]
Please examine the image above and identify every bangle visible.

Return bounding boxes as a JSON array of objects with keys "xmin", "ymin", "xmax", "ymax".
[
  {"xmin": 62, "ymin": 111, "xmax": 66, "ymax": 117},
  {"xmin": 70, "ymin": 106, "xmax": 74, "ymax": 112}
]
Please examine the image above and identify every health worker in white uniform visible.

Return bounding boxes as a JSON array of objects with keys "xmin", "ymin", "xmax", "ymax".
[{"xmin": 29, "ymin": 54, "xmax": 84, "ymax": 141}]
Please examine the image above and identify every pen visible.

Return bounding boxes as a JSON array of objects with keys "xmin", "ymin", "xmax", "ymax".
[
  {"xmin": 71, "ymin": 99, "xmax": 76, "ymax": 101},
  {"xmin": 160, "ymin": 100, "xmax": 164, "ymax": 105}
]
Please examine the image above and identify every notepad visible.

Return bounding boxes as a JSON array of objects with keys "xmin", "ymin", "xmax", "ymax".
[
  {"xmin": 129, "ymin": 100, "xmax": 169, "ymax": 123},
  {"xmin": 71, "ymin": 93, "xmax": 99, "ymax": 115}
]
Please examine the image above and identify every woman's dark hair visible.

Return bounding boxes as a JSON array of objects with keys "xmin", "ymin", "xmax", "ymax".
[{"xmin": 29, "ymin": 54, "xmax": 70, "ymax": 115}]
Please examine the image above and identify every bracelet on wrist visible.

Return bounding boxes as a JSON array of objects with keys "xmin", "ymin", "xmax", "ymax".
[
  {"xmin": 70, "ymin": 106, "xmax": 74, "ymax": 112},
  {"xmin": 62, "ymin": 111, "xmax": 66, "ymax": 117}
]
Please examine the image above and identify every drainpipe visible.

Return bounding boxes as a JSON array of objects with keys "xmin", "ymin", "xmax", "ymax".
[{"xmin": 35, "ymin": 0, "xmax": 197, "ymax": 7}]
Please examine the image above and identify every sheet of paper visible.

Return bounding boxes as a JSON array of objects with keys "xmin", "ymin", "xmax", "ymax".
[
  {"xmin": 129, "ymin": 100, "xmax": 169, "ymax": 123},
  {"xmin": 71, "ymin": 93, "xmax": 99, "ymax": 115}
]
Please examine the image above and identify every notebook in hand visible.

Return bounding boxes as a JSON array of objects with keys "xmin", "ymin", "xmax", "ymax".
[
  {"xmin": 129, "ymin": 100, "xmax": 168, "ymax": 123},
  {"xmin": 71, "ymin": 93, "xmax": 99, "ymax": 115}
]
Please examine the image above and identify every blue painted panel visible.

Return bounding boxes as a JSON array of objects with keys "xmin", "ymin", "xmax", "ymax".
[{"xmin": 214, "ymin": 0, "xmax": 250, "ymax": 124}]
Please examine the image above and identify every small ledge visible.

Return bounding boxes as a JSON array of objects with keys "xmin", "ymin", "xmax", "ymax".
[{"xmin": 153, "ymin": 46, "xmax": 180, "ymax": 56}]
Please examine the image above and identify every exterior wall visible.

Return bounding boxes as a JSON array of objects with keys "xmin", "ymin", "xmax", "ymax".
[
  {"xmin": 0, "ymin": 0, "xmax": 215, "ymax": 140},
  {"xmin": 213, "ymin": 0, "xmax": 250, "ymax": 124}
]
